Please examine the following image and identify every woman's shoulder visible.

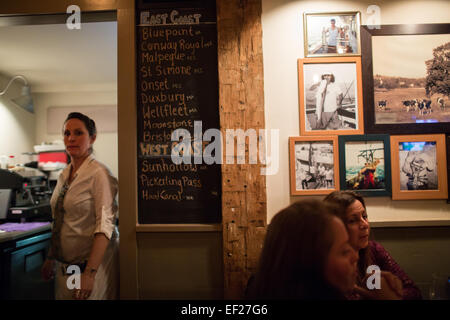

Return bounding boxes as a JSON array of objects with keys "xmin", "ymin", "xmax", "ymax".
[
  {"xmin": 87, "ymin": 158, "xmax": 112, "ymax": 173},
  {"xmin": 369, "ymin": 240, "xmax": 388, "ymax": 253},
  {"xmin": 368, "ymin": 241, "xmax": 390, "ymax": 262},
  {"xmin": 86, "ymin": 158, "xmax": 117, "ymax": 182}
]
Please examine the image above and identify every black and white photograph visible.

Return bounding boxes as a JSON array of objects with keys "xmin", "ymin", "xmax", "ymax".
[
  {"xmin": 372, "ymin": 35, "xmax": 450, "ymax": 125},
  {"xmin": 294, "ymin": 141, "xmax": 334, "ymax": 190},
  {"xmin": 299, "ymin": 57, "xmax": 364, "ymax": 135},
  {"xmin": 303, "ymin": 11, "xmax": 360, "ymax": 57},
  {"xmin": 290, "ymin": 136, "xmax": 339, "ymax": 195},
  {"xmin": 398, "ymin": 141, "xmax": 438, "ymax": 191}
]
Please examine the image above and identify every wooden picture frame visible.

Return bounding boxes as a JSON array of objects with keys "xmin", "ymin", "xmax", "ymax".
[
  {"xmin": 361, "ymin": 24, "xmax": 450, "ymax": 134},
  {"xmin": 338, "ymin": 134, "xmax": 391, "ymax": 197},
  {"xmin": 298, "ymin": 57, "xmax": 364, "ymax": 136},
  {"xmin": 447, "ymin": 134, "xmax": 450, "ymax": 203},
  {"xmin": 303, "ymin": 11, "xmax": 361, "ymax": 57},
  {"xmin": 390, "ymin": 134, "xmax": 448, "ymax": 200},
  {"xmin": 289, "ymin": 136, "xmax": 339, "ymax": 195}
]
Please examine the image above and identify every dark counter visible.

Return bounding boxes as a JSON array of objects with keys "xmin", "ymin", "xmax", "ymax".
[
  {"xmin": 0, "ymin": 223, "xmax": 54, "ymax": 299},
  {"xmin": 0, "ymin": 223, "xmax": 51, "ymax": 243}
]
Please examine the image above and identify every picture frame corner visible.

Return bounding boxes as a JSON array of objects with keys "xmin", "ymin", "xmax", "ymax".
[{"xmin": 361, "ymin": 23, "xmax": 450, "ymax": 135}]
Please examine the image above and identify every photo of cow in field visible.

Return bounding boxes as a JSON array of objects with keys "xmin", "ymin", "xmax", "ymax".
[
  {"xmin": 401, "ymin": 99, "xmax": 417, "ymax": 113},
  {"xmin": 377, "ymin": 100, "xmax": 387, "ymax": 110},
  {"xmin": 372, "ymin": 36, "xmax": 450, "ymax": 124},
  {"xmin": 437, "ymin": 97, "xmax": 446, "ymax": 110}
]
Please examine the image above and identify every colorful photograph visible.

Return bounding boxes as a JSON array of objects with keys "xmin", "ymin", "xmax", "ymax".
[
  {"xmin": 398, "ymin": 141, "xmax": 438, "ymax": 191},
  {"xmin": 304, "ymin": 12, "xmax": 360, "ymax": 57},
  {"xmin": 344, "ymin": 141, "xmax": 385, "ymax": 190}
]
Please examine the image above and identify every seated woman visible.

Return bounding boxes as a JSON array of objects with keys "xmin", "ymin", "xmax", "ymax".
[
  {"xmin": 247, "ymin": 199, "xmax": 359, "ymax": 299},
  {"xmin": 324, "ymin": 190, "xmax": 422, "ymax": 300}
]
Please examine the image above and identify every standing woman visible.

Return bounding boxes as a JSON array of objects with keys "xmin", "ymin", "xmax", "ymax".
[
  {"xmin": 324, "ymin": 190, "xmax": 422, "ymax": 300},
  {"xmin": 41, "ymin": 112, "xmax": 119, "ymax": 300}
]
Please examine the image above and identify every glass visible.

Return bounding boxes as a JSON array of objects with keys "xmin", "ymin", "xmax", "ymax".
[{"xmin": 429, "ymin": 273, "xmax": 449, "ymax": 300}]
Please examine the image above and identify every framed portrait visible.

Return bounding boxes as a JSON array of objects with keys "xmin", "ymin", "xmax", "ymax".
[
  {"xmin": 289, "ymin": 136, "xmax": 339, "ymax": 195},
  {"xmin": 361, "ymin": 24, "xmax": 450, "ymax": 134},
  {"xmin": 338, "ymin": 134, "xmax": 391, "ymax": 197},
  {"xmin": 447, "ymin": 134, "xmax": 450, "ymax": 203},
  {"xmin": 298, "ymin": 57, "xmax": 364, "ymax": 136},
  {"xmin": 390, "ymin": 134, "xmax": 448, "ymax": 200},
  {"xmin": 303, "ymin": 11, "xmax": 361, "ymax": 57}
]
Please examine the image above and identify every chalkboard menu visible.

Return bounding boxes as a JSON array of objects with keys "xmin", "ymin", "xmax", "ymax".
[{"xmin": 136, "ymin": 0, "xmax": 221, "ymax": 224}]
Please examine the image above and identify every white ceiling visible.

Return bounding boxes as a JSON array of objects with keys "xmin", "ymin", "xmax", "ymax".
[{"xmin": 0, "ymin": 21, "xmax": 117, "ymax": 93}]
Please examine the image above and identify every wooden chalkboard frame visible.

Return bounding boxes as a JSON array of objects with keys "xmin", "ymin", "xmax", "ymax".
[{"xmin": 135, "ymin": 0, "xmax": 222, "ymax": 224}]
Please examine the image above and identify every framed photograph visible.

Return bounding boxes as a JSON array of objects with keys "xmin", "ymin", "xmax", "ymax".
[
  {"xmin": 390, "ymin": 134, "xmax": 448, "ymax": 200},
  {"xmin": 338, "ymin": 134, "xmax": 391, "ymax": 197},
  {"xmin": 298, "ymin": 57, "xmax": 364, "ymax": 136},
  {"xmin": 303, "ymin": 11, "xmax": 361, "ymax": 57},
  {"xmin": 447, "ymin": 134, "xmax": 450, "ymax": 203},
  {"xmin": 361, "ymin": 24, "xmax": 450, "ymax": 134},
  {"xmin": 289, "ymin": 136, "xmax": 339, "ymax": 195}
]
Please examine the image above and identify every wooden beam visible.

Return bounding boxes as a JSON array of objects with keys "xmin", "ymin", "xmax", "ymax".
[
  {"xmin": 117, "ymin": 3, "xmax": 139, "ymax": 300},
  {"xmin": 0, "ymin": 0, "xmax": 130, "ymax": 14},
  {"xmin": 217, "ymin": 0, "xmax": 267, "ymax": 299}
]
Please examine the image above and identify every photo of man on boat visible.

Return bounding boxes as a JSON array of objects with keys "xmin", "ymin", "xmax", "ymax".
[
  {"xmin": 304, "ymin": 12, "xmax": 360, "ymax": 57},
  {"xmin": 344, "ymin": 141, "xmax": 386, "ymax": 190},
  {"xmin": 303, "ymin": 63, "xmax": 359, "ymax": 132},
  {"xmin": 295, "ymin": 141, "xmax": 335, "ymax": 190}
]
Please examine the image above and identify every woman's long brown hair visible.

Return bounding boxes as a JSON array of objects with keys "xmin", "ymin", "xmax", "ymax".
[
  {"xmin": 324, "ymin": 191, "xmax": 373, "ymax": 285},
  {"xmin": 247, "ymin": 199, "xmax": 345, "ymax": 300}
]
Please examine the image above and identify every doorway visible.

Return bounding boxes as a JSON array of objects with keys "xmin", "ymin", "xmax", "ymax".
[{"xmin": 0, "ymin": 10, "xmax": 119, "ymax": 299}]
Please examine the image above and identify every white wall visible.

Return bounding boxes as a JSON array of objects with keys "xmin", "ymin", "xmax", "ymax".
[
  {"xmin": 261, "ymin": 0, "xmax": 450, "ymax": 224},
  {"xmin": 0, "ymin": 75, "xmax": 35, "ymax": 163},
  {"xmin": 34, "ymin": 91, "xmax": 118, "ymax": 178}
]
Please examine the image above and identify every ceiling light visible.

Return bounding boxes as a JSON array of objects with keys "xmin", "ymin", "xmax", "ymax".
[{"xmin": 0, "ymin": 75, "xmax": 34, "ymax": 113}]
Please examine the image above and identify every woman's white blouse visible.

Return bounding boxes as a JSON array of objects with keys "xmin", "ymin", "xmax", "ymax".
[{"xmin": 50, "ymin": 155, "xmax": 118, "ymax": 264}]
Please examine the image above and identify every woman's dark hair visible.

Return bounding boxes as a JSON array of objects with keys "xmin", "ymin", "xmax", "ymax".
[
  {"xmin": 323, "ymin": 191, "xmax": 372, "ymax": 285},
  {"xmin": 64, "ymin": 112, "xmax": 97, "ymax": 155},
  {"xmin": 247, "ymin": 199, "xmax": 346, "ymax": 300},
  {"xmin": 64, "ymin": 112, "xmax": 97, "ymax": 137}
]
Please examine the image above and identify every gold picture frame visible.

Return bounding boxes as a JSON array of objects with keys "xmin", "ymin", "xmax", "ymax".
[
  {"xmin": 289, "ymin": 136, "xmax": 339, "ymax": 195},
  {"xmin": 303, "ymin": 11, "xmax": 361, "ymax": 57},
  {"xmin": 390, "ymin": 134, "xmax": 448, "ymax": 200},
  {"xmin": 298, "ymin": 57, "xmax": 364, "ymax": 136}
]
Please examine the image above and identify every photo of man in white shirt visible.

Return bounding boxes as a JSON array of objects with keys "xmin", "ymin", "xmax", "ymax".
[
  {"xmin": 303, "ymin": 62, "xmax": 358, "ymax": 133},
  {"xmin": 315, "ymin": 72, "xmax": 343, "ymax": 130}
]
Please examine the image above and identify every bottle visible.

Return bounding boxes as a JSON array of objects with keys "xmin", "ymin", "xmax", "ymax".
[
  {"xmin": 0, "ymin": 155, "xmax": 7, "ymax": 169},
  {"xmin": 7, "ymin": 155, "xmax": 15, "ymax": 169}
]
